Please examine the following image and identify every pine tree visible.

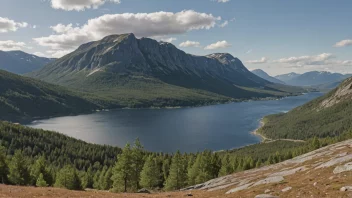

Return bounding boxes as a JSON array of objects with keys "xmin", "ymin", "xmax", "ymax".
[
  {"xmin": 218, "ymin": 154, "xmax": 232, "ymax": 177},
  {"xmin": 131, "ymin": 138, "xmax": 145, "ymax": 190},
  {"xmin": 162, "ymin": 158, "xmax": 170, "ymax": 182},
  {"xmin": 312, "ymin": 137, "xmax": 321, "ymax": 149},
  {"xmin": 98, "ymin": 166, "xmax": 108, "ymax": 189},
  {"xmin": 36, "ymin": 173, "xmax": 48, "ymax": 187},
  {"xmin": 30, "ymin": 156, "xmax": 51, "ymax": 186},
  {"xmin": 0, "ymin": 146, "xmax": 8, "ymax": 184},
  {"xmin": 187, "ymin": 153, "xmax": 201, "ymax": 185},
  {"xmin": 195, "ymin": 151, "xmax": 213, "ymax": 184},
  {"xmin": 101, "ymin": 167, "xmax": 113, "ymax": 190},
  {"xmin": 92, "ymin": 170, "xmax": 101, "ymax": 189},
  {"xmin": 54, "ymin": 165, "xmax": 81, "ymax": 190},
  {"xmin": 140, "ymin": 154, "xmax": 161, "ymax": 189},
  {"xmin": 164, "ymin": 151, "xmax": 187, "ymax": 190},
  {"xmin": 111, "ymin": 143, "xmax": 134, "ymax": 192},
  {"xmin": 81, "ymin": 166, "xmax": 93, "ymax": 189},
  {"xmin": 8, "ymin": 150, "xmax": 30, "ymax": 185},
  {"xmin": 209, "ymin": 153, "xmax": 221, "ymax": 178}
]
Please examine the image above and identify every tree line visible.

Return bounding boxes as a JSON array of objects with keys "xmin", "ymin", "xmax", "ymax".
[{"xmin": 1, "ymin": 121, "xmax": 351, "ymax": 192}]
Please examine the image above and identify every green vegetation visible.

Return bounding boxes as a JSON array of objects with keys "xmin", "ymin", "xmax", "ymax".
[
  {"xmin": 258, "ymin": 78, "xmax": 352, "ymax": 140},
  {"xmin": 1, "ymin": 121, "xmax": 350, "ymax": 192},
  {"xmin": 0, "ymin": 69, "xmax": 109, "ymax": 121}
]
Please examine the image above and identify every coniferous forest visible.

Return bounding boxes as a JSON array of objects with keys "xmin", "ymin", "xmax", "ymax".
[{"xmin": 1, "ymin": 121, "xmax": 351, "ymax": 192}]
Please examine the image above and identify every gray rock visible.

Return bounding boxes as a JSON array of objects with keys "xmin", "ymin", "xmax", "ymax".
[
  {"xmin": 269, "ymin": 166, "xmax": 307, "ymax": 177},
  {"xmin": 137, "ymin": 188, "xmax": 150, "ymax": 193},
  {"xmin": 281, "ymin": 186, "xmax": 292, "ymax": 192},
  {"xmin": 255, "ymin": 194, "xmax": 279, "ymax": 198},
  {"xmin": 333, "ymin": 162, "xmax": 352, "ymax": 174},
  {"xmin": 315, "ymin": 154, "xmax": 352, "ymax": 169},
  {"xmin": 340, "ymin": 186, "xmax": 352, "ymax": 191},
  {"xmin": 264, "ymin": 189, "xmax": 271, "ymax": 193},
  {"xmin": 253, "ymin": 176, "xmax": 284, "ymax": 187},
  {"xmin": 225, "ymin": 183, "xmax": 254, "ymax": 194}
]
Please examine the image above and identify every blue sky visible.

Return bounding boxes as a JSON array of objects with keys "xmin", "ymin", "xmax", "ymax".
[{"xmin": 0, "ymin": 0, "xmax": 351, "ymax": 75}]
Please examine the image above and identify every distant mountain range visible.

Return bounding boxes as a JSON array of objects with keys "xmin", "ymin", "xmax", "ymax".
[
  {"xmin": 275, "ymin": 71, "xmax": 351, "ymax": 87},
  {"xmin": 251, "ymin": 69, "xmax": 285, "ymax": 84},
  {"xmin": 29, "ymin": 33, "xmax": 303, "ymax": 108},
  {"xmin": 0, "ymin": 50, "xmax": 55, "ymax": 74}
]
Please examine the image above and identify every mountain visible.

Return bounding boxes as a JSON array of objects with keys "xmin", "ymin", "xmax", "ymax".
[
  {"xmin": 275, "ymin": 71, "xmax": 350, "ymax": 87},
  {"xmin": 251, "ymin": 69, "xmax": 285, "ymax": 84},
  {"xmin": 29, "ymin": 33, "xmax": 303, "ymax": 107},
  {"xmin": 275, "ymin": 72, "xmax": 300, "ymax": 82},
  {"xmin": 258, "ymin": 76, "xmax": 352, "ymax": 140},
  {"xmin": 0, "ymin": 69, "xmax": 101, "ymax": 121},
  {"xmin": 0, "ymin": 50, "xmax": 55, "ymax": 74}
]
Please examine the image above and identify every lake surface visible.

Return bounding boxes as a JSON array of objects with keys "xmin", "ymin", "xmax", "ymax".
[{"xmin": 27, "ymin": 92, "xmax": 323, "ymax": 153}]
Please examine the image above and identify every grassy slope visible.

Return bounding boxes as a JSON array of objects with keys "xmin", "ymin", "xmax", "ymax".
[
  {"xmin": 0, "ymin": 70, "xmax": 106, "ymax": 121},
  {"xmin": 258, "ymin": 77, "xmax": 352, "ymax": 140}
]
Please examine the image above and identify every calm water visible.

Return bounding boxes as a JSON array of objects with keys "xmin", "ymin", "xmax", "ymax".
[{"xmin": 27, "ymin": 93, "xmax": 323, "ymax": 152}]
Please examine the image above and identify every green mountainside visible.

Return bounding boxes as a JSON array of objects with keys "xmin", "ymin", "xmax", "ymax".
[
  {"xmin": 0, "ymin": 69, "xmax": 102, "ymax": 121},
  {"xmin": 259, "ymin": 77, "xmax": 352, "ymax": 140},
  {"xmin": 29, "ymin": 34, "xmax": 304, "ymax": 107}
]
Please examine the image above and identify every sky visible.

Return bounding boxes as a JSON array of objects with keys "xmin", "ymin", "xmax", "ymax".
[{"xmin": 0, "ymin": 0, "xmax": 351, "ymax": 75}]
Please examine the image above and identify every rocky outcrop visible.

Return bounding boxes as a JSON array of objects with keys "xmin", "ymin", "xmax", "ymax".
[{"xmin": 183, "ymin": 139, "xmax": 352, "ymax": 197}]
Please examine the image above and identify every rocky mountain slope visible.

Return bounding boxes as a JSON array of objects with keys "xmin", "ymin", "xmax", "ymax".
[
  {"xmin": 0, "ymin": 69, "xmax": 100, "ymax": 121},
  {"xmin": 258, "ymin": 76, "xmax": 352, "ymax": 140},
  {"xmin": 275, "ymin": 71, "xmax": 351, "ymax": 87},
  {"xmin": 252, "ymin": 69, "xmax": 285, "ymax": 84},
  {"xmin": 0, "ymin": 50, "xmax": 54, "ymax": 74},
  {"xmin": 1, "ymin": 138, "xmax": 351, "ymax": 197},
  {"xmin": 29, "ymin": 33, "xmax": 303, "ymax": 107}
]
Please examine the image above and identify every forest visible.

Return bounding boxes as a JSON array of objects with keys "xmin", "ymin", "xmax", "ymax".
[{"xmin": 1, "ymin": 121, "xmax": 351, "ymax": 192}]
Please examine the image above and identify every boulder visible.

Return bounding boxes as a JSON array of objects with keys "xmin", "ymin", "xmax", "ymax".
[
  {"xmin": 333, "ymin": 162, "xmax": 352, "ymax": 174},
  {"xmin": 340, "ymin": 186, "xmax": 352, "ymax": 191},
  {"xmin": 137, "ymin": 188, "xmax": 150, "ymax": 193}
]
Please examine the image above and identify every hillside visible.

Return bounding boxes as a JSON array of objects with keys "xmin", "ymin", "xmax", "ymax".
[
  {"xmin": 0, "ymin": 69, "xmax": 101, "ymax": 121},
  {"xmin": 275, "ymin": 71, "xmax": 351, "ymax": 87},
  {"xmin": 258, "ymin": 76, "xmax": 352, "ymax": 140},
  {"xmin": 1, "ymin": 138, "xmax": 352, "ymax": 197},
  {"xmin": 0, "ymin": 50, "xmax": 55, "ymax": 74},
  {"xmin": 29, "ymin": 34, "xmax": 304, "ymax": 108},
  {"xmin": 251, "ymin": 69, "xmax": 285, "ymax": 84}
]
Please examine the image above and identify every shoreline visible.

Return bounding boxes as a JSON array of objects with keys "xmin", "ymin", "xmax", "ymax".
[{"xmin": 251, "ymin": 119, "xmax": 271, "ymax": 142}]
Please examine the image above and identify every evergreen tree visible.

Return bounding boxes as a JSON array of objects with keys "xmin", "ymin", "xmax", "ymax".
[
  {"xmin": 131, "ymin": 138, "xmax": 145, "ymax": 190},
  {"xmin": 187, "ymin": 153, "xmax": 201, "ymax": 185},
  {"xmin": 111, "ymin": 143, "xmax": 134, "ymax": 192},
  {"xmin": 30, "ymin": 156, "xmax": 51, "ymax": 186},
  {"xmin": 162, "ymin": 158, "xmax": 171, "ymax": 182},
  {"xmin": 98, "ymin": 166, "xmax": 108, "ymax": 189},
  {"xmin": 54, "ymin": 165, "xmax": 81, "ymax": 190},
  {"xmin": 81, "ymin": 167, "xmax": 93, "ymax": 189},
  {"xmin": 8, "ymin": 150, "xmax": 30, "ymax": 185},
  {"xmin": 36, "ymin": 173, "xmax": 48, "ymax": 187},
  {"xmin": 312, "ymin": 137, "xmax": 321, "ymax": 149},
  {"xmin": 218, "ymin": 154, "xmax": 232, "ymax": 177},
  {"xmin": 101, "ymin": 167, "xmax": 113, "ymax": 190},
  {"xmin": 195, "ymin": 151, "xmax": 213, "ymax": 184},
  {"xmin": 209, "ymin": 153, "xmax": 221, "ymax": 178},
  {"xmin": 92, "ymin": 170, "xmax": 101, "ymax": 189},
  {"xmin": 140, "ymin": 154, "xmax": 161, "ymax": 189},
  {"xmin": 0, "ymin": 146, "xmax": 8, "ymax": 184},
  {"xmin": 164, "ymin": 151, "xmax": 187, "ymax": 190}
]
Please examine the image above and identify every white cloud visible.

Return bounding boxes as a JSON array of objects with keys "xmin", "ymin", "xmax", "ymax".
[
  {"xmin": 246, "ymin": 57, "xmax": 268, "ymax": 64},
  {"xmin": 33, "ymin": 52, "xmax": 46, "ymax": 57},
  {"xmin": 51, "ymin": 0, "xmax": 121, "ymax": 11},
  {"xmin": 214, "ymin": 0, "xmax": 230, "ymax": 3},
  {"xmin": 160, "ymin": 37, "xmax": 177, "ymax": 43},
  {"xmin": 34, "ymin": 10, "xmax": 220, "ymax": 54},
  {"xmin": 334, "ymin": 39, "xmax": 352, "ymax": 47},
  {"xmin": 47, "ymin": 49, "xmax": 74, "ymax": 58},
  {"xmin": 0, "ymin": 17, "xmax": 28, "ymax": 33},
  {"xmin": 219, "ymin": 20, "xmax": 228, "ymax": 28},
  {"xmin": 204, "ymin": 40, "xmax": 231, "ymax": 50},
  {"xmin": 274, "ymin": 53, "xmax": 352, "ymax": 67},
  {"xmin": 0, "ymin": 40, "xmax": 26, "ymax": 51},
  {"xmin": 179, "ymin": 40, "xmax": 201, "ymax": 48}
]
